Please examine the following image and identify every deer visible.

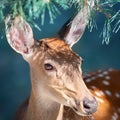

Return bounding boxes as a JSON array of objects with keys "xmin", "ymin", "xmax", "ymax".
[{"xmin": 5, "ymin": 2, "xmax": 120, "ymax": 120}]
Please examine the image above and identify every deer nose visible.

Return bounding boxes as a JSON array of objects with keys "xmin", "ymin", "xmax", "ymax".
[{"xmin": 83, "ymin": 97, "xmax": 98, "ymax": 115}]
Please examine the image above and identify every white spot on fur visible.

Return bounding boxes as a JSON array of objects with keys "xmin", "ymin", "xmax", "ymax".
[
  {"xmin": 111, "ymin": 112, "xmax": 118, "ymax": 120},
  {"xmin": 85, "ymin": 78, "xmax": 92, "ymax": 83},
  {"xmin": 97, "ymin": 74, "xmax": 104, "ymax": 77},
  {"xmin": 84, "ymin": 74, "xmax": 90, "ymax": 78},
  {"xmin": 91, "ymin": 76, "xmax": 96, "ymax": 80},
  {"xmin": 105, "ymin": 76, "xmax": 111, "ymax": 80},
  {"xmin": 94, "ymin": 90, "xmax": 105, "ymax": 97},
  {"xmin": 90, "ymin": 86, "xmax": 96, "ymax": 89},
  {"xmin": 115, "ymin": 92, "xmax": 120, "ymax": 98},
  {"xmin": 102, "ymin": 80, "xmax": 110, "ymax": 86},
  {"xmin": 105, "ymin": 90, "xmax": 112, "ymax": 96},
  {"xmin": 103, "ymin": 71, "xmax": 109, "ymax": 75}
]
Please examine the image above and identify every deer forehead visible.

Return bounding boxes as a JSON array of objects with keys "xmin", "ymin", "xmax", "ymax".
[{"xmin": 34, "ymin": 38, "xmax": 81, "ymax": 66}]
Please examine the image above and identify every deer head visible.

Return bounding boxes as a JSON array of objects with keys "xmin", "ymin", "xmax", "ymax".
[{"xmin": 5, "ymin": 4, "xmax": 98, "ymax": 117}]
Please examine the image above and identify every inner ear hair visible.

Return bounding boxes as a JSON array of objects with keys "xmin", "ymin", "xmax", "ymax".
[{"xmin": 58, "ymin": 18, "xmax": 71, "ymax": 40}]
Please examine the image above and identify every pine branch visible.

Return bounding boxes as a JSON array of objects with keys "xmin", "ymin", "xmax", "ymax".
[{"xmin": 0, "ymin": 0, "xmax": 120, "ymax": 44}]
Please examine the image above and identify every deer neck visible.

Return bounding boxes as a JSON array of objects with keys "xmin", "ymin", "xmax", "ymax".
[{"xmin": 25, "ymin": 69, "xmax": 63, "ymax": 120}]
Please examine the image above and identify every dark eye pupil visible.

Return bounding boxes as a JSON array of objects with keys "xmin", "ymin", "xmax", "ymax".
[{"xmin": 44, "ymin": 63, "xmax": 53, "ymax": 70}]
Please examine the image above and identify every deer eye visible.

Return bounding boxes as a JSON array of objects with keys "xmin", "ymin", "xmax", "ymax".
[{"xmin": 44, "ymin": 63, "xmax": 54, "ymax": 71}]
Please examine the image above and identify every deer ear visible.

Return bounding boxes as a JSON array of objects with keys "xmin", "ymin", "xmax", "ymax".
[
  {"xmin": 5, "ymin": 15, "xmax": 34, "ymax": 55},
  {"xmin": 58, "ymin": 4, "xmax": 94, "ymax": 47}
]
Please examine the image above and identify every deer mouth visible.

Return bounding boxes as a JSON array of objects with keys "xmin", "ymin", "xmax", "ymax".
[
  {"xmin": 66, "ymin": 99, "xmax": 90, "ymax": 116},
  {"xmin": 72, "ymin": 106, "xmax": 92, "ymax": 116},
  {"xmin": 66, "ymin": 98, "xmax": 97, "ymax": 117}
]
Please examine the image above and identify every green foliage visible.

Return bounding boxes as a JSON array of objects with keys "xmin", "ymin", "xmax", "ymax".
[
  {"xmin": 98, "ymin": 0, "xmax": 120, "ymax": 44},
  {"xmin": 0, "ymin": 0, "xmax": 120, "ymax": 44},
  {"xmin": 0, "ymin": 0, "xmax": 71, "ymax": 24},
  {"xmin": 23, "ymin": 0, "xmax": 70, "ymax": 25}
]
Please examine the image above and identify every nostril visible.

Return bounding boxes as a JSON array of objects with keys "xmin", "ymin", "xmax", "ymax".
[
  {"xmin": 83, "ymin": 97, "xmax": 98, "ymax": 114},
  {"xmin": 83, "ymin": 102, "xmax": 90, "ymax": 110}
]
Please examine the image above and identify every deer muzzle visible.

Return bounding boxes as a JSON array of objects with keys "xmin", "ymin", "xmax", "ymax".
[{"xmin": 66, "ymin": 95, "xmax": 98, "ymax": 116}]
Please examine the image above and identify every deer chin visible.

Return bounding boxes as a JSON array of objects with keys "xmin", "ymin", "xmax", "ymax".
[{"xmin": 66, "ymin": 99, "xmax": 92, "ymax": 117}]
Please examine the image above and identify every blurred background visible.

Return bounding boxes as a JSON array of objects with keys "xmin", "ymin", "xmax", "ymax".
[{"xmin": 0, "ymin": 4, "xmax": 120, "ymax": 120}]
